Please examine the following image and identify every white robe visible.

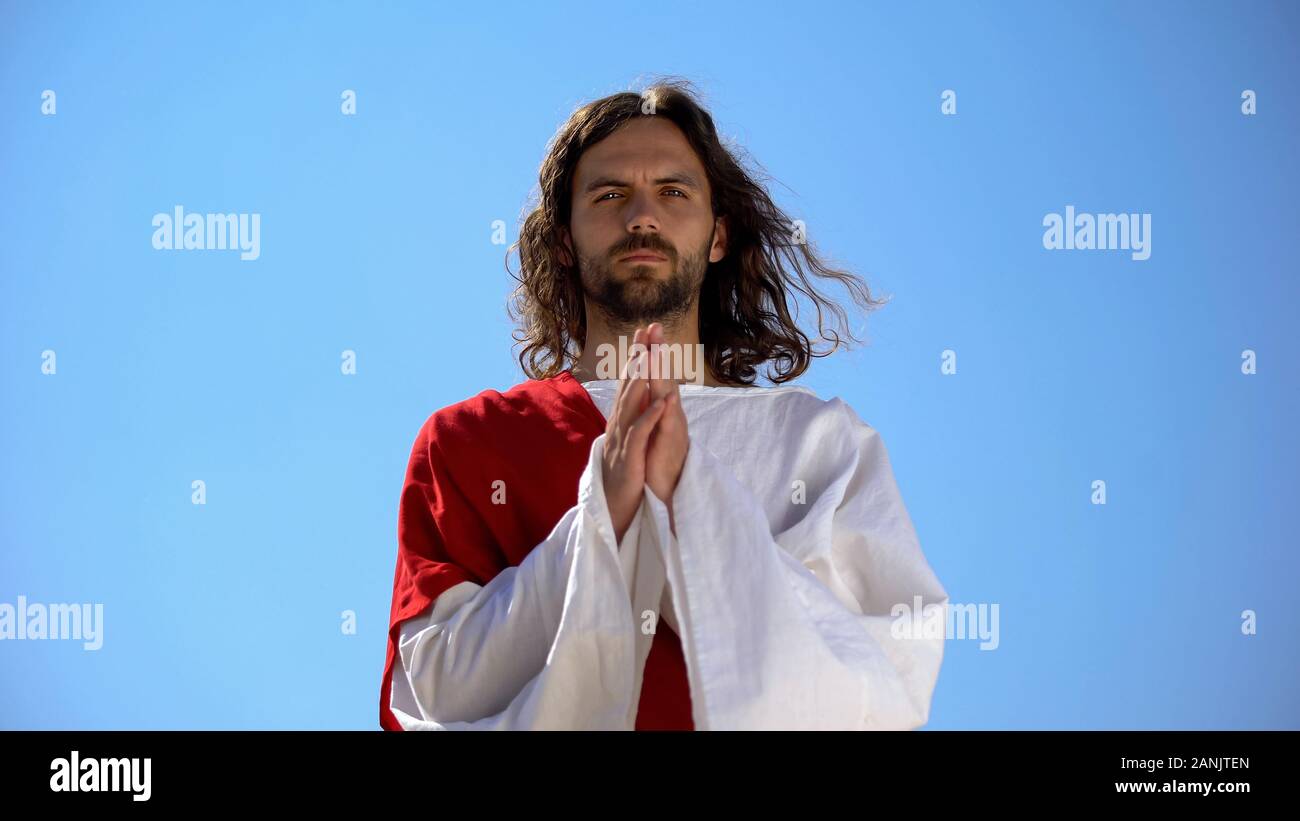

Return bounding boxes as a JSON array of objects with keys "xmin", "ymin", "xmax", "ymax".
[{"xmin": 388, "ymin": 379, "xmax": 949, "ymax": 730}]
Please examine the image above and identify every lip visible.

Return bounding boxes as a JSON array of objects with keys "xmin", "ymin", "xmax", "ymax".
[{"xmin": 620, "ymin": 253, "xmax": 668, "ymax": 263}]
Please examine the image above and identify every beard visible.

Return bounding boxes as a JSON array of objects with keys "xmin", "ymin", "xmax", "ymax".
[{"xmin": 579, "ymin": 229, "xmax": 713, "ymax": 328}]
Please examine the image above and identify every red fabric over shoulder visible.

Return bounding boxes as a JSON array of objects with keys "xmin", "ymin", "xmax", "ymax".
[{"xmin": 379, "ymin": 371, "xmax": 693, "ymax": 731}]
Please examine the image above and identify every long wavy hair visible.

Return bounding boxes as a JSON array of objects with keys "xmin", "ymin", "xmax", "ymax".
[{"xmin": 507, "ymin": 77, "xmax": 887, "ymax": 385}]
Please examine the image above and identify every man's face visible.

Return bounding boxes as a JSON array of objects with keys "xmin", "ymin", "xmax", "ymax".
[{"xmin": 565, "ymin": 117, "xmax": 727, "ymax": 327}]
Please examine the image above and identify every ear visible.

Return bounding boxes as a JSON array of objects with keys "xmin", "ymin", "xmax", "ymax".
[
  {"xmin": 708, "ymin": 214, "xmax": 728, "ymax": 264},
  {"xmin": 557, "ymin": 225, "xmax": 576, "ymax": 268}
]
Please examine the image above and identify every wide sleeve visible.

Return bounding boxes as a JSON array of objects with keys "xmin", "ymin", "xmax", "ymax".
[
  {"xmin": 639, "ymin": 402, "xmax": 949, "ymax": 730},
  {"xmin": 384, "ymin": 433, "xmax": 645, "ymax": 730}
]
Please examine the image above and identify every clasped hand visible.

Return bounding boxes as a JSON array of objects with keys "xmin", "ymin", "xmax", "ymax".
[{"xmin": 600, "ymin": 323, "xmax": 689, "ymax": 543}]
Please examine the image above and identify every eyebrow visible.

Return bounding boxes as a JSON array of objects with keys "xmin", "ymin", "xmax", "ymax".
[{"xmin": 582, "ymin": 172, "xmax": 703, "ymax": 194}]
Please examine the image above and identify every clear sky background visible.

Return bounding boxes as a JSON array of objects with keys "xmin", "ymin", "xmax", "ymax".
[{"xmin": 2, "ymin": 0, "xmax": 1296, "ymax": 729}]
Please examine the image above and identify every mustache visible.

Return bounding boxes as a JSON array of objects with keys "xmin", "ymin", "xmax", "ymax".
[{"xmin": 610, "ymin": 235, "xmax": 676, "ymax": 259}]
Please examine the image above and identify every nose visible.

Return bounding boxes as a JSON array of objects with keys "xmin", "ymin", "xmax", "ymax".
[{"xmin": 624, "ymin": 189, "xmax": 660, "ymax": 234}]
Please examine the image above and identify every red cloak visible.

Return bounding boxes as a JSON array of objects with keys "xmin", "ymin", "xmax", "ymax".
[{"xmin": 380, "ymin": 370, "xmax": 693, "ymax": 730}]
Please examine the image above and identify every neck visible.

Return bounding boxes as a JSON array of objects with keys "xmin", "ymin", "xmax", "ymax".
[{"xmin": 571, "ymin": 304, "xmax": 725, "ymax": 386}]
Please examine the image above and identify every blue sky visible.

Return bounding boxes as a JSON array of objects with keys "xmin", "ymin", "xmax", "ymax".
[{"xmin": 1, "ymin": 0, "xmax": 1296, "ymax": 729}]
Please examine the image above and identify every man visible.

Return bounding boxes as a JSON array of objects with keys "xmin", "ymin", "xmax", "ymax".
[{"xmin": 380, "ymin": 80, "xmax": 948, "ymax": 731}]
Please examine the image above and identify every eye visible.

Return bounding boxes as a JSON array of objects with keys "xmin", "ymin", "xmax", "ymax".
[{"xmin": 595, "ymin": 189, "xmax": 686, "ymax": 203}]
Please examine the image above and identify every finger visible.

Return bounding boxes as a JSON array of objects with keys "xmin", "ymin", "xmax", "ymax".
[
  {"xmin": 619, "ymin": 328, "xmax": 645, "ymax": 384},
  {"xmin": 616, "ymin": 351, "xmax": 650, "ymax": 432},
  {"xmin": 632, "ymin": 326, "xmax": 653, "ymax": 409},
  {"xmin": 649, "ymin": 391, "xmax": 684, "ymax": 448},
  {"xmin": 631, "ymin": 326, "xmax": 649, "ymax": 385},
  {"xmin": 617, "ymin": 361, "xmax": 648, "ymax": 428},
  {"xmin": 626, "ymin": 396, "xmax": 667, "ymax": 453},
  {"xmin": 647, "ymin": 323, "xmax": 671, "ymax": 400},
  {"xmin": 656, "ymin": 363, "xmax": 681, "ymax": 412},
  {"xmin": 612, "ymin": 328, "xmax": 646, "ymax": 423},
  {"xmin": 624, "ymin": 327, "xmax": 646, "ymax": 383}
]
